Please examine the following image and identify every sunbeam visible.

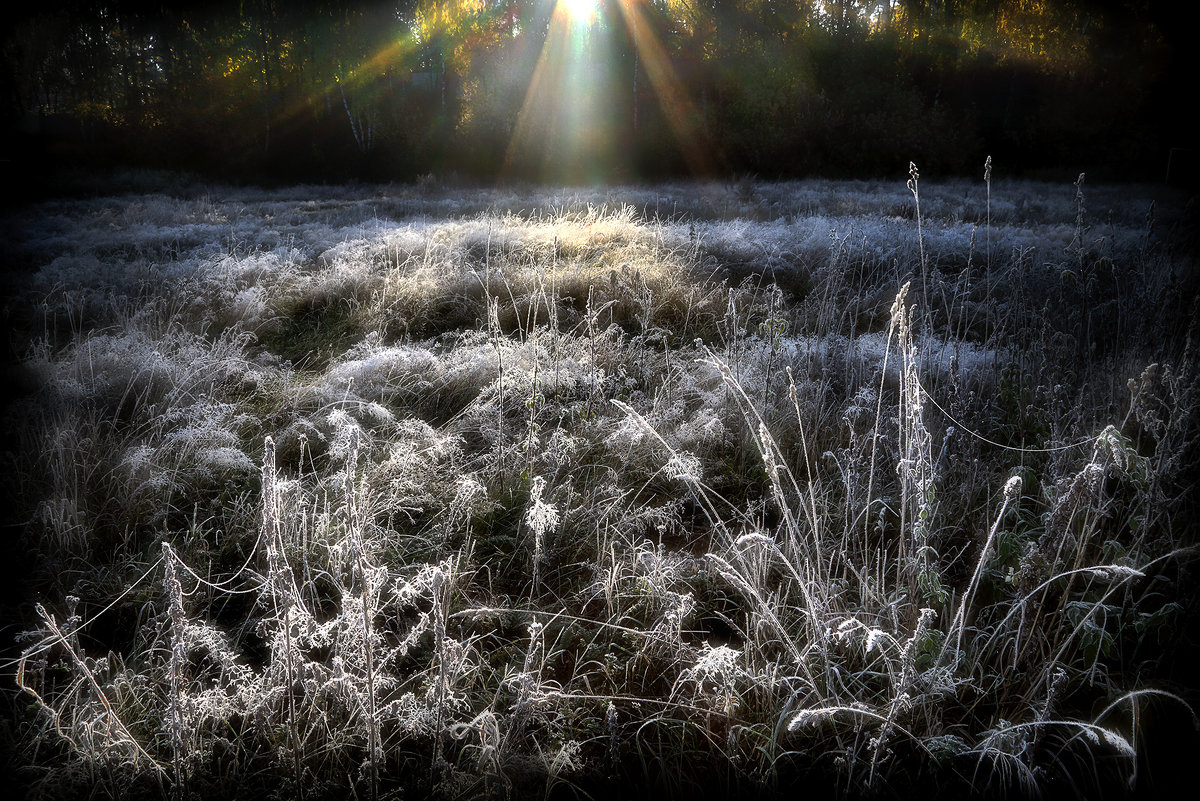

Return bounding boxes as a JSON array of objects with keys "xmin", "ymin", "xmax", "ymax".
[
  {"xmin": 504, "ymin": 0, "xmax": 715, "ymax": 181},
  {"xmin": 503, "ymin": 0, "xmax": 620, "ymax": 182},
  {"xmin": 613, "ymin": 0, "xmax": 714, "ymax": 176}
]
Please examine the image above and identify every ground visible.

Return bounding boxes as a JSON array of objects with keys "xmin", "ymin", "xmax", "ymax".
[{"xmin": 1, "ymin": 175, "xmax": 1197, "ymax": 800}]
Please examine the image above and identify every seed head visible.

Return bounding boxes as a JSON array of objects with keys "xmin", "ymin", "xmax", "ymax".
[{"xmin": 1003, "ymin": 474, "xmax": 1023, "ymax": 501}]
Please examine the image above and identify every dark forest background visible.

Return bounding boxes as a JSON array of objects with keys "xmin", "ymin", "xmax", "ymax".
[{"xmin": 1, "ymin": 1, "xmax": 1195, "ymax": 188}]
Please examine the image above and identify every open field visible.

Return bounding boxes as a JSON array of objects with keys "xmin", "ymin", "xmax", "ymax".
[{"xmin": 2, "ymin": 174, "xmax": 1198, "ymax": 800}]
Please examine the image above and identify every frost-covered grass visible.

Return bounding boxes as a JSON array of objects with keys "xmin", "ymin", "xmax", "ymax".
[{"xmin": 2, "ymin": 174, "xmax": 1198, "ymax": 800}]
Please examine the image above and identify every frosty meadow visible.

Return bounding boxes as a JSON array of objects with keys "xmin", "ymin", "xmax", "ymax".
[{"xmin": 2, "ymin": 173, "xmax": 1198, "ymax": 800}]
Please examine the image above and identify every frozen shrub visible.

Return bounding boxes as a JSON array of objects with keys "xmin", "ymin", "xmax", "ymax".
[{"xmin": 324, "ymin": 338, "xmax": 440, "ymax": 403}]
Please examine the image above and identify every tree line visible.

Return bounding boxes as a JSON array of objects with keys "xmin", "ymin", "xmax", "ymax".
[{"xmin": 2, "ymin": 1, "xmax": 1188, "ymax": 184}]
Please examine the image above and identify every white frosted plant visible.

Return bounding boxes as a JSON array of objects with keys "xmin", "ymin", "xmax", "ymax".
[
  {"xmin": 326, "ymin": 408, "xmax": 369, "ymax": 464},
  {"xmin": 890, "ymin": 283, "xmax": 943, "ymax": 606},
  {"xmin": 106, "ymin": 398, "xmax": 259, "ymax": 526},
  {"xmin": 628, "ymin": 540, "xmax": 697, "ymax": 656},
  {"xmin": 525, "ymin": 476, "xmax": 560, "ymax": 590},
  {"xmin": 323, "ymin": 338, "xmax": 439, "ymax": 404},
  {"xmin": 368, "ymin": 419, "xmax": 463, "ymax": 523},
  {"xmin": 158, "ymin": 543, "xmax": 258, "ymax": 789},
  {"xmin": 16, "ymin": 600, "xmax": 165, "ymax": 789},
  {"xmin": 676, "ymin": 643, "xmax": 747, "ymax": 716},
  {"xmin": 158, "ymin": 399, "xmax": 258, "ymax": 475}
]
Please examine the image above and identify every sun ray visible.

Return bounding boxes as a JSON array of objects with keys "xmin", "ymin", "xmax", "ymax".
[
  {"xmin": 613, "ymin": 0, "xmax": 714, "ymax": 176},
  {"xmin": 503, "ymin": 1, "xmax": 619, "ymax": 181},
  {"xmin": 503, "ymin": 12, "xmax": 573, "ymax": 177},
  {"xmin": 503, "ymin": 0, "xmax": 715, "ymax": 181}
]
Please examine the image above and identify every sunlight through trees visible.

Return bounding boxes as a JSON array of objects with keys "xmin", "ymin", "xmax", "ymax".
[{"xmin": 2, "ymin": 1, "xmax": 1184, "ymax": 182}]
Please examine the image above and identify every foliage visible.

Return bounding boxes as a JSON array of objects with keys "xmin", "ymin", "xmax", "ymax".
[{"xmin": 2, "ymin": 1, "xmax": 1184, "ymax": 184}]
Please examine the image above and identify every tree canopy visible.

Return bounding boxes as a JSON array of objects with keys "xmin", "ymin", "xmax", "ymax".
[{"xmin": 2, "ymin": 1, "xmax": 1188, "ymax": 184}]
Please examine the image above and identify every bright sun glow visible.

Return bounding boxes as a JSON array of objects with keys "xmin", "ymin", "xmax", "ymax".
[
  {"xmin": 506, "ymin": 0, "xmax": 711, "ymax": 180},
  {"xmin": 559, "ymin": 0, "xmax": 600, "ymax": 25}
]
